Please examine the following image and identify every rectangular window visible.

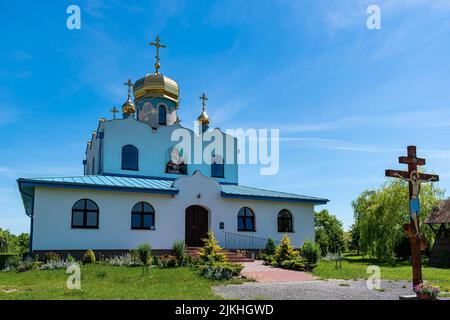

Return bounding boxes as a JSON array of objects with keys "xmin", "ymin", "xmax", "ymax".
[
  {"xmin": 86, "ymin": 212, "xmax": 98, "ymax": 226},
  {"xmin": 131, "ymin": 213, "xmax": 141, "ymax": 229}
]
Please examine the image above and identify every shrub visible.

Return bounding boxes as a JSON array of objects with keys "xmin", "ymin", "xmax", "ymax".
[
  {"xmin": 157, "ymin": 254, "xmax": 178, "ymax": 268},
  {"xmin": 273, "ymin": 235, "xmax": 298, "ymax": 266},
  {"xmin": 197, "ymin": 262, "xmax": 243, "ymax": 280},
  {"xmin": 136, "ymin": 244, "xmax": 152, "ymax": 266},
  {"xmin": 300, "ymin": 240, "xmax": 320, "ymax": 267},
  {"xmin": 265, "ymin": 238, "xmax": 276, "ymax": 255},
  {"xmin": 45, "ymin": 252, "xmax": 61, "ymax": 263},
  {"xmin": 83, "ymin": 250, "xmax": 96, "ymax": 264},
  {"xmin": 107, "ymin": 254, "xmax": 141, "ymax": 267},
  {"xmin": 281, "ymin": 259, "xmax": 306, "ymax": 271},
  {"xmin": 199, "ymin": 230, "xmax": 227, "ymax": 264},
  {"xmin": 172, "ymin": 240, "xmax": 186, "ymax": 266}
]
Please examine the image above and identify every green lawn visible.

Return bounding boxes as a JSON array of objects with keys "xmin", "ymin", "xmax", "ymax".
[
  {"xmin": 313, "ymin": 255, "xmax": 450, "ymax": 291},
  {"xmin": 0, "ymin": 265, "xmax": 240, "ymax": 300}
]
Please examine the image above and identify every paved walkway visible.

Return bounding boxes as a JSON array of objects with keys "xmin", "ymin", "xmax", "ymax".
[{"xmin": 241, "ymin": 261, "xmax": 317, "ymax": 283}]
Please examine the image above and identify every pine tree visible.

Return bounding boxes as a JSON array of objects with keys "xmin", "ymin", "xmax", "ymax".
[{"xmin": 273, "ymin": 234, "xmax": 298, "ymax": 265}]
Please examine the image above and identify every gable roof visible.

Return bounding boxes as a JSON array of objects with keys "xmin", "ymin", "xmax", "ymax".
[{"xmin": 425, "ymin": 200, "xmax": 450, "ymax": 224}]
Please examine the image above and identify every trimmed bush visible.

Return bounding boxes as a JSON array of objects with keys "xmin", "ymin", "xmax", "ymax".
[
  {"xmin": 300, "ymin": 240, "xmax": 320, "ymax": 267},
  {"xmin": 83, "ymin": 250, "xmax": 96, "ymax": 264}
]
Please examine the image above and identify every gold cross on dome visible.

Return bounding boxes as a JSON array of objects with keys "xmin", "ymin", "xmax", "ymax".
[
  {"xmin": 199, "ymin": 93, "xmax": 208, "ymax": 111},
  {"xmin": 110, "ymin": 106, "xmax": 119, "ymax": 119},
  {"xmin": 149, "ymin": 35, "xmax": 166, "ymax": 74},
  {"xmin": 124, "ymin": 78, "xmax": 133, "ymax": 98}
]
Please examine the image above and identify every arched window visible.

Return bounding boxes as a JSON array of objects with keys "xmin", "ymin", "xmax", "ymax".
[
  {"xmin": 131, "ymin": 202, "xmax": 155, "ymax": 230},
  {"xmin": 72, "ymin": 199, "xmax": 99, "ymax": 229},
  {"xmin": 278, "ymin": 209, "xmax": 293, "ymax": 232},
  {"xmin": 158, "ymin": 105, "xmax": 167, "ymax": 125},
  {"xmin": 121, "ymin": 145, "xmax": 139, "ymax": 171},
  {"xmin": 238, "ymin": 207, "xmax": 255, "ymax": 232},
  {"xmin": 211, "ymin": 155, "xmax": 224, "ymax": 178}
]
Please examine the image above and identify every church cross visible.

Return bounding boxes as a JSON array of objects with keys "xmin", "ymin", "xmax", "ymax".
[
  {"xmin": 124, "ymin": 78, "xmax": 133, "ymax": 99},
  {"xmin": 385, "ymin": 146, "xmax": 439, "ymax": 289},
  {"xmin": 149, "ymin": 35, "xmax": 166, "ymax": 74},
  {"xmin": 199, "ymin": 93, "xmax": 208, "ymax": 111},
  {"xmin": 110, "ymin": 106, "xmax": 119, "ymax": 119}
]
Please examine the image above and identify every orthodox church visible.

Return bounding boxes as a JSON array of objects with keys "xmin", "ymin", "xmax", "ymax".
[{"xmin": 17, "ymin": 38, "xmax": 328, "ymax": 255}]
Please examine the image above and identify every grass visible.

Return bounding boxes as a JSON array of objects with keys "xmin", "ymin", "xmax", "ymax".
[
  {"xmin": 313, "ymin": 254, "xmax": 450, "ymax": 292},
  {"xmin": 0, "ymin": 265, "xmax": 242, "ymax": 300}
]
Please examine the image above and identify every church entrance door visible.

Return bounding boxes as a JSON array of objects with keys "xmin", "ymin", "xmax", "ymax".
[{"xmin": 185, "ymin": 205, "xmax": 209, "ymax": 247}]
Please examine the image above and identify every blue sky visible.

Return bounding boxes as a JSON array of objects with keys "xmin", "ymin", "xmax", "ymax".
[{"xmin": 1, "ymin": 0, "xmax": 450, "ymax": 234}]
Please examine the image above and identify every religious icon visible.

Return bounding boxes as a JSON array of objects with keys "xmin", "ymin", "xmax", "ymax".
[
  {"xmin": 394, "ymin": 170, "xmax": 435, "ymax": 239},
  {"xmin": 166, "ymin": 147, "xmax": 187, "ymax": 175}
]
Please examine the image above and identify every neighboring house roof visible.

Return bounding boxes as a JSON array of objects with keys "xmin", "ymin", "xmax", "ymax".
[
  {"xmin": 17, "ymin": 175, "xmax": 329, "ymax": 216},
  {"xmin": 425, "ymin": 200, "xmax": 450, "ymax": 224},
  {"xmin": 221, "ymin": 184, "xmax": 329, "ymax": 204}
]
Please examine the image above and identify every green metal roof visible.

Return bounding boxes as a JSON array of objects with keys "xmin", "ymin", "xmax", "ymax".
[
  {"xmin": 221, "ymin": 184, "xmax": 329, "ymax": 204},
  {"xmin": 17, "ymin": 175, "xmax": 178, "ymax": 194},
  {"xmin": 17, "ymin": 175, "xmax": 328, "ymax": 210}
]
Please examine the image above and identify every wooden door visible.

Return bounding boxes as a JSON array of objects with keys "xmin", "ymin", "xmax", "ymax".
[{"xmin": 185, "ymin": 206, "xmax": 208, "ymax": 247}]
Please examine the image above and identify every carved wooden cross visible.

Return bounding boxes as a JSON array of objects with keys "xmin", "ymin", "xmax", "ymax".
[{"xmin": 385, "ymin": 146, "xmax": 439, "ymax": 288}]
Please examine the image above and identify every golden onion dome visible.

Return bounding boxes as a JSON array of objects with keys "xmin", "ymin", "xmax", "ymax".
[
  {"xmin": 122, "ymin": 97, "xmax": 136, "ymax": 116},
  {"xmin": 133, "ymin": 73, "xmax": 179, "ymax": 105},
  {"xmin": 197, "ymin": 110, "xmax": 209, "ymax": 126}
]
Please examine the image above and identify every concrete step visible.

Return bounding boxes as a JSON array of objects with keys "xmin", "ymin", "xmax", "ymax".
[{"xmin": 185, "ymin": 247, "xmax": 254, "ymax": 263}]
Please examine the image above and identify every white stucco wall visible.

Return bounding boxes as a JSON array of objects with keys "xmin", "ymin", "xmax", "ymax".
[
  {"xmin": 32, "ymin": 172, "xmax": 315, "ymax": 251},
  {"xmin": 98, "ymin": 117, "xmax": 238, "ymax": 184}
]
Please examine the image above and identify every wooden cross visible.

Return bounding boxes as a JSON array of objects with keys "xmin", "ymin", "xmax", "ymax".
[
  {"xmin": 110, "ymin": 106, "xmax": 119, "ymax": 119},
  {"xmin": 149, "ymin": 35, "xmax": 166, "ymax": 74},
  {"xmin": 199, "ymin": 93, "xmax": 208, "ymax": 111},
  {"xmin": 385, "ymin": 146, "xmax": 439, "ymax": 288}
]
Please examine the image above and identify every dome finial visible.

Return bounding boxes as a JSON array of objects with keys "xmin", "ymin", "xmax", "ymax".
[
  {"xmin": 122, "ymin": 78, "xmax": 136, "ymax": 118},
  {"xmin": 149, "ymin": 35, "xmax": 166, "ymax": 75},
  {"xmin": 197, "ymin": 92, "xmax": 210, "ymax": 127}
]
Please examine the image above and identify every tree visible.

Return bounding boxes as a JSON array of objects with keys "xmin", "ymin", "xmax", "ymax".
[
  {"xmin": 314, "ymin": 209, "xmax": 346, "ymax": 256},
  {"xmin": 199, "ymin": 230, "xmax": 227, "ymax": 264},
  {"xmin": 352, "ymin": 179, "xmax": 443, "ymax": 262},
  {"xmin": 348, "ymin": 223, "xmax": 361, "ymax": 254}
]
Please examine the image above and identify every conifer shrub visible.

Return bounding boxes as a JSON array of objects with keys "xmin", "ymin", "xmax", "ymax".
[
  {"xmin": 136, "ymin": 244, "xmax": 152, "ymax": 266},
  {"xmin": 300, "ymin": 240, "xmax": 320, "ymax": 267},
  {"xmin": 198, "ymin": 230, "xmax": 227, "ymax": 264},
  {"xmin": 273, "ymin": 235, "xmax": 299, "ymax": 266},
  {"xmin": 82, "ymin": 250, "xmax": 96, "ymax": 264},
  {"xmin": 265, "ymin": 238, "xmax": 276, "ymax": 255}
]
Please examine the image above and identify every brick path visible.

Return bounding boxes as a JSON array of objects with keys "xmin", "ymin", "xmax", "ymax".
[{"xmin": 241, "ymin": 260, "xmax": 318, "ymax": 283}]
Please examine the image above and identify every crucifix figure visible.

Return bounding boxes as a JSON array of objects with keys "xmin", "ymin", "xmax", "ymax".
[
  {"xmin": 110, "ymin": 106, "xmax": 119, "ymax": 119},
  {"xmin": 199, "ymin": 93, "xmax": 208, "ymax": 111},
  {"xmin": 386, "ymin": 146, "xmax": 439, "ymax": 288},
  {"xmin": 149, "ymin": 35, "xmax": 166, "ymax": 74}
]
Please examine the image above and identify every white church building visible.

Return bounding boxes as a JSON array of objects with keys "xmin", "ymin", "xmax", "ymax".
[{"xmin": 17, "ymin": 38, "xmax": 328, "ymax": 256}]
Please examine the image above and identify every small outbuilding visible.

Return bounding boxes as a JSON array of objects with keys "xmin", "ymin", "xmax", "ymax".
[{"xmin": 425, "ymin": 200, "xmax": 450, "ymax": 268}]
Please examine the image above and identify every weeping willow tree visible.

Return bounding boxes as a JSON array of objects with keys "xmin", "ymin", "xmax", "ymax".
[{"xmin": 352, "ymin": 179, "xmax": 444, "ymax": 262}]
